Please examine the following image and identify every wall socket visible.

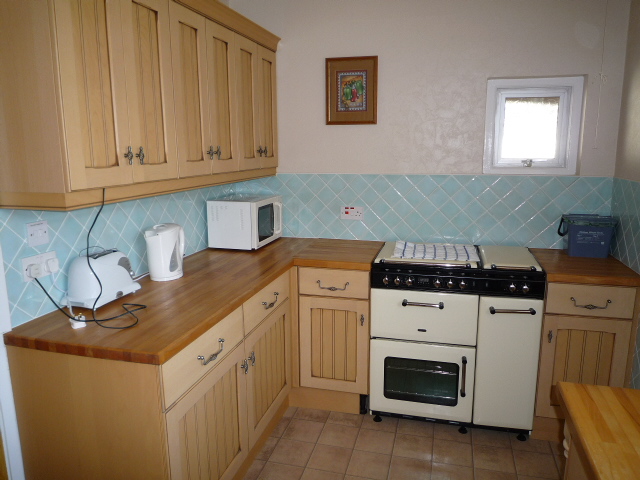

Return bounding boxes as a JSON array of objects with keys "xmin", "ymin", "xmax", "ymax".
[
  {"xmin": 22, "ymin": 251, "xmax": 59, "ymax": 282},
  {"xmin": 341, "ymin": 206, "xmax": 364, "ymax": 220}
]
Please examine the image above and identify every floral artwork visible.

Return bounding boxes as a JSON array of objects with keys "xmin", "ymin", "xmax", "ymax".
[{"xmin": 326, "ymin": 56, "xmax": 377, "ymax": 124}]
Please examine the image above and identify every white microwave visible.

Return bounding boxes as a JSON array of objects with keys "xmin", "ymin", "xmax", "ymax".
[{"xmin": 207, "ymin": 195, "xmax": 283, "ymax": 250}]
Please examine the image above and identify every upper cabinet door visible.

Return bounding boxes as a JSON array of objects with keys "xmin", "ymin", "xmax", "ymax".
[
  {"xmin": 235, "ymin": 35, "xmax": 260, "ymax": 171},
  {"xmin": 121, "ymin": 0, "xmax": 178, "ymax": 183},
  {"xmin": 169, "ymin": 2, "xmax": 210, "ymax": 178},
  {"xmin": 257, "ymin": 46, "xmax": 277, "ymax": 169},
  {"xmin": 54, "ymin": 0, "xmax": 134, "ymax": 190},
  {"xmin": 206, "ymin": 21, "xmax": 239, "ymax": 174}
]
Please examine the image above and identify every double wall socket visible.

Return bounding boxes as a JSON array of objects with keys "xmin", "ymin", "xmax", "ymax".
[
  {"xmin": 22, "ymin": 251, "xmax": 59, "ymax": 282},
  {"xmin": 341, "ymin": 206, "xmax": 364, "ymax": 220}
]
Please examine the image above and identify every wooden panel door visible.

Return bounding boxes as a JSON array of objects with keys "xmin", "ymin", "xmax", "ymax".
[
  {"xmin": 535, "ymin": 315, "xmax": 632, "ymax": 418},
  {"xmin": 121, "ymin": 0, "xmax": 178, "ymax": 182},
  {"xmin": 169, "ymin": 2, "xmax": 210, "ymax": 178},
  {"xmin": 299, "ymin": 296, "xmax": 369, "ymax": 394},
  {"xmin": 165, "ymin": 342, "xmax": 248, "ymax": 480},
  {"xmin": 234, "ymin": 35, "xmax": 260, "ymax": 171},
  {"xmin": 54, "ymin": 0, "xmax": 134, "ymax": 189},
  {"xmin": 244, "ymin": 299, "xmax": 291, "ymax": 448},
  {"xmin": 257, "ymin": 46, "xmax": 277, "ymax": 169}
]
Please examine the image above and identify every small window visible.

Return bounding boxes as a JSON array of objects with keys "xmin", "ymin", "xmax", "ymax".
[{"xmin": 483, "ymin": 76, "xmax": 584, "ymax": 175}]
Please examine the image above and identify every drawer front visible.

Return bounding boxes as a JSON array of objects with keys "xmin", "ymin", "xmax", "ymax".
[
  {"xmin": 546, "ymin": 283, "xmax": 636, "ymax": 319},
  {"xmin": 243, "ymin": 272, "xmax": 290, "ymax": 334},
  {"xmin": 298, "ymin": 267, "xmax": 369, "ymax": 299},
  {"xmin": 161, "ymin": 306, "xmax": 244, "ymax": 408}
]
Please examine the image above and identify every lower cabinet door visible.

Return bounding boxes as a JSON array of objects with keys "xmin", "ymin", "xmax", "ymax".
[
  {"xmin": 244, "ymin": 299, "xmax": 291, "ymax": 448},
  {"xmin": 165, "ymin": 343, "xmax": 248, "ymax": 480},
  {"xmin": 535, "ymin": 314, "xmax": 632, "ymax": 418},
  {"xmin": 299, "ymin": 296, "xmax": 369, "ymax": 394}
]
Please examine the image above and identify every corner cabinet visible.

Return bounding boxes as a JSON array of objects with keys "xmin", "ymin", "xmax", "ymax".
[
  {"xmin": 0, "ymin": 0, "xmax": 279, "ymax": 210},
  {"xmin": 298, "ymin": 267, "xmax": 370, "ymax": 395}
]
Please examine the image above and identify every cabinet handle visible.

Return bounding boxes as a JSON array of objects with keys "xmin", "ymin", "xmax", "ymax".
[
  {"xmin": 489, "ymin": 306, "xmax": 536, "ymax": 315},
  {"xmin": 548, "ymin": 330, "xmax": 553, "ymax": 343},
  {"xmin": 124, "ymin": 146, "xmax": 134, "ymax": 165},
  {"xmin": 460, "ymin": 356, "xmax": 468, "ymax": 397},
  {"xmin": 135, "ymin": 146, "xmax": 145, "ymax": 165},
  {"xmin": 402, "ymin": 299, "xmax": 444, "ymax": 309},
  {"xmin": 207, "ymin": 145, "xmax": 221, "ymax": 160},
  {"xmin": 249, "ymin": 351, "xmax": 256, "ymax": 366},
  {"xmin": 241, "ymin": 359, "xmax": 249, "ymax": 374},
  {"xmin": 317, "ymin": 280, "xmax": 349, "ymax": 292},
  {"xmin": 360, "ymin": 314, "xmax": 365, "ymax": 326},
  {"xmin": 257, "ymin": 146, "xmax": 265, "ymax": 157},
  {"xmin": 570, "ymin": 297, "xmax": 612, "ymax": 310},
  {"xmin": 263, "ymin": 146, "xmax": 268, "ymax": 156},
  {"xmin": 197, "ymin": 338, "xmax": 225, "ymax": 365},
  {"xmin": 262, "ymin": 292, "xmax": 279, "ymax": 310}
]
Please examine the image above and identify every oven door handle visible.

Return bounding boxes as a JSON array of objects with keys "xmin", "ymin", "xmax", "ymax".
[
  {"xmin": 489, "ymin": 306, "xmax": 536, "ymax": 315},
  {"xmin": 402, "ymin": 299, "xmax": 444, "ymax": 309},
  {"xmin": 460, "ymin": 356, "xmax": 467, "ymax": 398}
]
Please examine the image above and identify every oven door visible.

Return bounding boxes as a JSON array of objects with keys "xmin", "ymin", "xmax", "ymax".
[{"xmin": 370, "ymin": 338, "xmax": 475, "ymax": 422}]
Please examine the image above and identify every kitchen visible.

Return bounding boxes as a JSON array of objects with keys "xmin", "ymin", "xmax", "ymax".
[{"xmin": 1, "ymin": 0, "xmax": 640, "ymax": 479}]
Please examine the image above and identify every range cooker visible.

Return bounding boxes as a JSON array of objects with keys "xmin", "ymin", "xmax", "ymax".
[{"xmin": 369, "ymin": 242, "xmax": 545, "ymax": 435}]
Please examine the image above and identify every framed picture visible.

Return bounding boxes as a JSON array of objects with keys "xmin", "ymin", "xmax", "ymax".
[{"xmin": 326, "ymin": 56, "xmax": 378, "ymax": 125}]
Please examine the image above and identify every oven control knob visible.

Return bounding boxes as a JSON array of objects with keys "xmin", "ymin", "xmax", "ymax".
[
  {"xmin": 522, "ymin": 284, "xmax": 530, "ymax": 294},
  {"xmin": 394, "ymin": 276, "xmax": 401, "ymax": 286},
  {"xmin": 447, "ymin": 279, "xmax": 455, "ymax": 288},
  {"xmin": 434, "ymin": 278, "xmax": 442, "ymax": 288},
  {"xmin": 459, "ymin": 280, "xmax": 467, "ymax": 289},
  {"xmin": 509, "ymin": 283, "xmax": 517, "ymax": 293},
  {"xmin": 405, "ymin": 276, "xmax": 414, "ymax": 286},
  {"xmin": 383, "ymin": 275, "xmax": 389, "ymax": 286}
]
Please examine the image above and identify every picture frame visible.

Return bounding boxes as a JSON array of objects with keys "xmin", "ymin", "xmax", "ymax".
[{"xmin": 326, "ymin": 56, "xmax": 378, "ymax": 125}]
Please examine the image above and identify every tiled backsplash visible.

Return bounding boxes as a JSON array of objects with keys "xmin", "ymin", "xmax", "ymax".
[{"xmin": 0, "ymin": 174, "xmax": 614, "ymax": 329}]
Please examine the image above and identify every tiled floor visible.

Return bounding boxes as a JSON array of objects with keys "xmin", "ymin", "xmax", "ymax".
[{"xmin": 243, "ymin": 407, "xmax": 565, "ymax": 480}]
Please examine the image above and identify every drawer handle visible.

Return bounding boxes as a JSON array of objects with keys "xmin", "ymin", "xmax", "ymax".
[
  {"xmin": 360, "ymin": 314, "xmax": 365, "ymax": 326},
  {"xmin": 241, "ymin": 359, "xmax": 249, "ymax": 374},
  {"xmin": 262, "ymin": 292, "xmax": 279, "ymax": 309},
  {"xmin": 489, "ymin": 307, "xmax": 536, "ymax": 315},
  {"xmin": 317, "ymin": 280, "xmax": 349, "ymax": 292},
  {"xmin": 402, "ymin": 299, "xmax": 444, "ymax": 309},
  {"xmin": 249, "ymin": 351, "xmax": 256, "ymax": 366},
  {"xmin": 197, "ymin": 338, "xmax": 225, "ymax": 366},
  {"xmin": 460, "ymin": 356, "xmax": 468, "ymax": 398},
  {"xmin": 570, "ymin": 297, "xmax": 612, "ymax": 310}
]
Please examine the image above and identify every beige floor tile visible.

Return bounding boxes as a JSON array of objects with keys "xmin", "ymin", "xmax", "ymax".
[
  {"xmin": 346, "ymin": 450, "xmax": 391, "ymax": 480},
  {"xmin": 258, "ymin": 462, "xmax": 305, "ymax": 480},
  {"xmin": 256, "ymin": 436, "xmax": 279, "ymax": 461},
  {"xmin": 393, "ymin": 433, "xmax": 434, "ymax": 461},
  {"xmin": 433, "ymin": 423, "xmax": 471, "ymax": 443},
  {"xmin": 554, "ymin": 453, "xmax": 566, "ymax": 475},
  {"xmin": 549, "ymin": 441, "xmax": 564, "ymax": 456},
  {"xmin": 472, "ymin": 444, "xmax": 516, "ymax": 473},
  {"xmin": 474, "ymin": 468, "xmax": 517, "ymax": 480},
  {"xmin": 300, "ymin": 468, "xmax": 344, "ymax": 480},
  {"xmin": 472, "ymin": 428, "xmax": 512, "ymax": 448},
  {"xmin": 354, "ymin": 427, "xmax": 396, "ymax": 454},
  {"xmin": 362, "ymin": 413, "xmax": 398, "ymax": 432},
  {"xmin": 283, "ymin": 419, "xmax": 326, "ymax": 443},
  {"xmin": 388, "ymin": 455, "xmax": 432, "ymax": 480},
  {"xmin": 307, "ymin": 444, "xmax": 353, "ymax": 474},
  {"xmin": 243, "ymin": 459, "xmax": 266, "ymax": 480},
  {"xmin": 272, "ymin": 417, "xmax": 292, "ymax": 438},
  {"xmin": 512, "ymin": 450, "xmax": 560, "ymax": 479},
  {"xmin": 327, "ymin": 411, "xmax": 364, "ymax": 428},
  {"xmin": 295, "ymin": 407, "xmax": 332, "ymax": 423},
  {"xmin": 345, "ymin": 477, "xmax": 376, "ymax": 480},
  {"xmin": 432, "ymin": 438, "xmax": 472, "ymax": 467},
  {"xmin": 518, "ymin": 476, "xmax": 558, "ymax": 480},
  {"xmin": 269, "ymin": 438, "xmax": 315, "ymax": 467},
  {"xmin": 510, "ymin": 435, "xmax": 553, "ymax": 454},
  {"xmin": 284, "ymin": 406, "xmax": 299, "ymax": 418},
  {"xmin": 431, "ymin": 462, "xmax": 474, "ymax": 480},
  {"xmin": 318, "ymin": 423, "xmax": 360, "ymax": 449},
  {"xmin": 397, "ymin": 418, "xmax": 435, "ymax": 437}
]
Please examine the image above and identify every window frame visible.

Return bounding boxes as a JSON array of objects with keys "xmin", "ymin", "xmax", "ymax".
[{"xmin": 482, "ymin": 76, "xmax": 585, "ymax": 175}]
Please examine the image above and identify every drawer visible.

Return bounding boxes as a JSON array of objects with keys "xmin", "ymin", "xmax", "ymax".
[
  {"xmin": 243, "ymin": 271, "xmax": 290, "ymax": 334},
  {"xmin": 546, "ymin": 283, "xmax": 636, "ymax": 319},
  {"xmin": 298, "ymin": 267, "xmax": 369, "ymax": 299},
  {"xmin": 161, "ymin": 306, "xmax": 244, "ymax": 408}
]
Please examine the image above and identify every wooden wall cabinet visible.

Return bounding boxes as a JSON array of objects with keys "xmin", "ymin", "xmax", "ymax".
[
  {"xmin": 535, "ymin": 283, "xmax": 636, "ymax": 419},
  {"xmin": 297, "ymin": 267, "xmax": 370, "ymax": 395}
]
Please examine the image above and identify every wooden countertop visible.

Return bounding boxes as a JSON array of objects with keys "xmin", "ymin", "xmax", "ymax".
[
  {"xmin": 530, "ymin": 249, "xmax": 640, "ymax": 287},
  {"xmin": 558, "ymin": 382, "xmax": 640, "ymax": 479},
  {"xmin": 3, "ymin": 238, "xmax": 383, "ymax": 365}
]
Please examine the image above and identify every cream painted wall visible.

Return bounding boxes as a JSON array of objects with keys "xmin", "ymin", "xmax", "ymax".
[
  {"xmin": 615, "ymin": 0, "xmax": 640, "ymax": 181},
  {"xmin": 231, "ymin": 0, "xmax": 629, "ymax": 176}
]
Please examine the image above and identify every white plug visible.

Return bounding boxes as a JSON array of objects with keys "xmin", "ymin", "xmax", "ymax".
[
  {"xmin": 69, "ymin": 314, "xmax": 86, "ymax": 329},
  {"xmin": 26, "ymin": 263, "xmax": 42, "ymax": 279},
  {"xmin": 44, "ymin": 257, "xmax": 60, "ymax": 274}
]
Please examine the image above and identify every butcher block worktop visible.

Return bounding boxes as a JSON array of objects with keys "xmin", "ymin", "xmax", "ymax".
[
  {"xmin": 558, "ymin": 382, "xmax": 640, "ymax": 479},
  {"xmin": 3, "ymin": 238, "xmax": 383, "ymax": 365}
]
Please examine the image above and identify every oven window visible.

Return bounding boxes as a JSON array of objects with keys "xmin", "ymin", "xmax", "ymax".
[
  {"xmin": 257, "ymin": 204, "xmax": 275, "ymax": 241},
  {"xmin": 383, "ymin": 357, "xmax": 459, "ymax": 407}
]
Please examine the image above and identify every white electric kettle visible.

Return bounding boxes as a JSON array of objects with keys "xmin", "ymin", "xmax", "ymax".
[{"xmin": 144, "ymin": 223, "xmax": 185, "ymax": 281}]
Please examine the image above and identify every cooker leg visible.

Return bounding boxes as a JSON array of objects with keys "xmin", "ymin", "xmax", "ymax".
[
  {"xmin": 373, "ymin": 414, "xmax": 382, "ymax": 422},
  {"xmin": 516, "ymin": 433, "xmax": 527, "ymax": 441},
  {"xmin": 458, "ymin": 426, "xmax": 468, "ymax": 434}
]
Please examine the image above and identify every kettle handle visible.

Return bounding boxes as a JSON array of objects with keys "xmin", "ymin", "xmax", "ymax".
[
  {"xmin": 178, "ymin": 227, "xmax": 185, "ymax": 257},
  {"xmin": 274, "ymin": 202, "xmax": 283, "ymax": 235}
]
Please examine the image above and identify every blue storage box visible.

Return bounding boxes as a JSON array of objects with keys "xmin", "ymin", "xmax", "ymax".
[{"xmin": 557, "ymin": 214, "xmax": 616, "ymax": 258}]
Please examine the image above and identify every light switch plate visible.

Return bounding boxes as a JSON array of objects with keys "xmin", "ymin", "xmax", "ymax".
[{"xmin": 27, "ymin": 221, "xmax": 50, "ymax": 247}]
